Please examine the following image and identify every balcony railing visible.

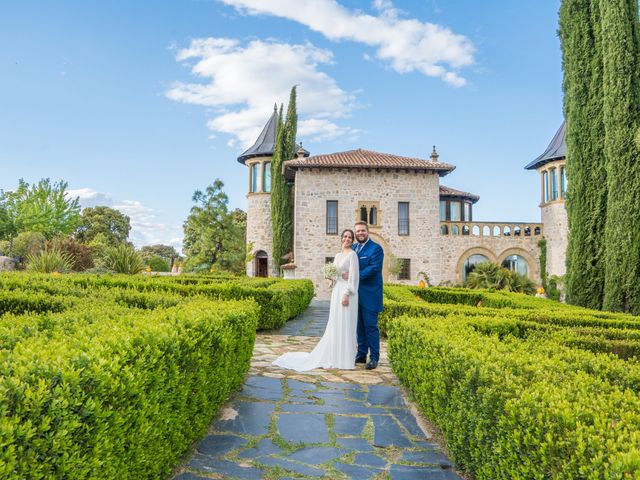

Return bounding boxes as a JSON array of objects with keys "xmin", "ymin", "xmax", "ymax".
[{"xmin": 440, "ymin": 221, "xmax": 543, "ymax": 238}]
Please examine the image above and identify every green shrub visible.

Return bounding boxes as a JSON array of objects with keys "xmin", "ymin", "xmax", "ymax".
[
  {"xmin": 464, "ymin": 261, "xmax": 536, "ymax": 294},
  {"xmin": 48, "ymin": 235, "xmax": 94, "ymax": 271},
  {"xmin": 0, "ymin": 299, "xmax": 258, "ymax": 479},
  {"xmin": 99, "ymin": 244, "xmax": 144, "ymax": 274},
  {"xmin": 12, "ymin": 230, "xmax": 46, "ymax": 261},
  {"xmin": 25, "ymin": 246, "xmax": 74, "ymax": 273},
  {"xmin": 145, "ymin": 255, "xmax": 170, "ymax": 272}
]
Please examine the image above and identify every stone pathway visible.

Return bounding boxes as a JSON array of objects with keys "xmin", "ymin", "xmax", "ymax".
[{"xmin": 172, "ymin": 301, "xmax": 462, "ymax": 480}]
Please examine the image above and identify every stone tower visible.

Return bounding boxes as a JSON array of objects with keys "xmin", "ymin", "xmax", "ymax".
[
  {"xmin": 525, "ymin": 122, "xmax": 568, "ymax": 277},
  {"xmin": 237, "ymin": 107, "xmax": 279, "ymax": 277}
]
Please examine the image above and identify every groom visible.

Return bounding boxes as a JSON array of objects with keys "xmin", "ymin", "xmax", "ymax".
[{"xmin": 351, "ymin": 221, "xmax": 384, "ymax": 370}]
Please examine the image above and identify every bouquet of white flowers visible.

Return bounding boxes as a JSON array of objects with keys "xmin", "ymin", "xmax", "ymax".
[{"xmin": 321, "ymin": 262, "xmax": 339, "ymax": 287}]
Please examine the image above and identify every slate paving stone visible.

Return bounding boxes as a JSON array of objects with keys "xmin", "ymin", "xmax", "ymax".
[
  {"xmin": 310, "ymin": 390, "xmax": 350, "ymax": 404},
  {"xmin": 172, "ymin": 473, "xmax": 209, "ymax": 480},
  {"xmin": 216, "ymin": 401, "xmax": 275, "ymax": 436},
  {"xmin": 336, "ymin": 437, "xmax": 375, "ymax": 452},
  {"xmin": 402, "ymin": 450, "xmax": 454, "ymax": 468},
  {"xmin": 287, "ymin": 379, "xmax": 318, "ymax": 394},
  {"xmin": 367, "ymin": 385, "xmax": 406, "ymax": 408},
  {"xmin": 288, "ymin": 446, "xmax": 348, "ymax": 464},
  {"xmin": 372, "ymin": 415, "xmax": 413, "ymax": 448},
  {"xmin": 187, "ymin": 454, "xmax": 264, "ymax": 479},
  {"xmin": 333, "ymin": 462, "xmax": 382, "ymax": 479},
  {"xmin": 281, "ymin": 403, "xmax": 380, "ymax": 414},
  {"xmin": 389, "ymin": 464, "xmax": 449, "ymax": 480},
  {"xmin": 393, "ymin": 410, "xmax": 425, "ymax": 437},
  {"xmin": 278, "ymin": 413, "xmax": 329, "ymax": 443},
  {"xmin": 240, "ymin": 376, "xmax": 283, "ymax": 401},
  {"xmin": 195, "ymin": 434, "xmax": 247, "ymax": 457},
  {"xmin": 320, "ymin": 381, "xmax": 362, "ymax": 390},
  {"xmin": 256, "ymin": 456, "xmax": 325, "ymax": 477},
  {"xmin": 346, "ymin": 389, "xmax": 367, "ymax": 401},
  {"xmin": 287, "ymin": 394, "xmax": 319, "ymax": 404},
  {"xmin": 354, "ymin": 452, "xmax": 388, "ymax": 468},
  {"xmin": 333, "ymin": 415, "xmax": 368, "ymax": 436},
  {"xmin": 277, "ymin": 300, "xmax": 329, "ymax": 337},
  {"xmin": 237, "ymin": 438, "xmax": 282, "ymax": 459}
]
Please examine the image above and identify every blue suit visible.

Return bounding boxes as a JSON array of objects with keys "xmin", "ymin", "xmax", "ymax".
[{"xmin": 353, "ymin": 239, "xmax": 384, "ymax": 362}]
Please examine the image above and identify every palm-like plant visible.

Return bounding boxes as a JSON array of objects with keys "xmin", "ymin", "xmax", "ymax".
[
  {"xmin": 26, "ymin": 246, "xmax": 74, "ymax": 273},
  {"xmin": 100, "ymin": 244, "xmax": 144, "ymax": 274},
  {"xmin": 465, "ymin": 261, "xmax": 535, "ymax": 295}
]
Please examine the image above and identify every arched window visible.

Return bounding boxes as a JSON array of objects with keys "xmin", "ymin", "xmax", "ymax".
[
  {"xmin": 550, "ymin": 167, "xmax": 558, "ymax": 200},
  {"xmin": 463, "ymin": 254, "xmax": 489, "ymax": 281},
  {"xmin": 369, "ymin": 206, "xmax": 377, "ymax": 225},
  {"xmin": 440, "ymin": 225, "xmax": 449, "ymax": 235},
  {"xmin": 360, "ymin": 206, "xmax": 368, "ymax": 222},
  {"xmin": 250, "ymin": 163, "xmax": 260, "ymax": 193},
  {"xmin": 462, "ymin": 225, "xmax": 470, "ymax": 236},
  {"xmin": 451, "ymin": 225, "xmax": 459, "ymax": 236},
  {"xmin": 543, "ymin": 171, "xmax": 549, "ymax": 203},
  {"xmin": 263, "ymin": 162, "xmax": 271, "ymax": 193},
  {"xmin": 473, "ymin": 225, "xmax": 480, "ymax": 236},
  {"xmin": 502, "ymin": 254, "xmax": 529, "ymax": 277}
]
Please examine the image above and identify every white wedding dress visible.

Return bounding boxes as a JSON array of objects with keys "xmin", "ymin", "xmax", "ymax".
[{"xmin": 273, "ymin": 251, "xmax": 359, "ymax": 371}]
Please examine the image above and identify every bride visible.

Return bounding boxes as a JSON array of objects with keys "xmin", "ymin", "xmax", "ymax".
[{"xmin": 273, "ymin": 229, "xmax": 359, "ymax": 371}]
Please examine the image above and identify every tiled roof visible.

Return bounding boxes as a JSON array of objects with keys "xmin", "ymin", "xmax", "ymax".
[
  {"xmin": 525, "ymin": 122, "xmax": 566, "ymax": 170},
  {"xmin": 283, "ymin": 148, "xmax": 455, "ymax": 177},
  {"xmin": 439, "ymin": 185, "xmax": 480, "ymax": 203}
]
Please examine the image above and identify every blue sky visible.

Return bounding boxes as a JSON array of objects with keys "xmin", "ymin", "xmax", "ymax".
[{"xmin": 0, "ymin": 0, "xmax": 563, "ymax": 250}]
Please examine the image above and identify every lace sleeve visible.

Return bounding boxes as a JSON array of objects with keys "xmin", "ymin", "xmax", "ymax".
[{"xmin": 346, "ymin": 251, "xmax": 359, "ymax": 295}]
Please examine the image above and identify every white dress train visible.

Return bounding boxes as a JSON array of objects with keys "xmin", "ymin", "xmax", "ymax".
[{"xmin": 273, "ymin": 251, "xmax": 359, "ymax": 371}]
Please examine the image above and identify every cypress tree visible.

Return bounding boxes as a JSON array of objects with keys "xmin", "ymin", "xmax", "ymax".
[
  {"xmin": 600, "ymin": 0, "xmax": 640, "ymax": 313},
  {"xmin": 560, "ymin": 0, "xmax": 607, "ymax": 309},
  {"xmin": 271, "ymin": 86, "xmax": 298, "ymax": 273}
]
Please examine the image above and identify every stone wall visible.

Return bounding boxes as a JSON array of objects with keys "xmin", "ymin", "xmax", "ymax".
[
  {"xmin": 541, "ymin": 202, "xmax": 568, "ymax": 277},
  {"xmin": 437, "ymin": 233, "xmax": 542, "ymax": 285},
  {"xmin": 292, "ymin": 168, "xmax": 441, "ymax": 298}
]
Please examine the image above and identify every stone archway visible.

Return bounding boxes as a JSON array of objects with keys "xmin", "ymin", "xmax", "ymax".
[
  {"xmin": 455, "ymin": 247, "xmax": 498, "ymax": 284},
  {"xmin": 497, "ymin": 247, "xmax": 538, "ymax": 281},
  {"xmin": 367, "ymin": 232, "xmax": 392, "ymax": 282}
]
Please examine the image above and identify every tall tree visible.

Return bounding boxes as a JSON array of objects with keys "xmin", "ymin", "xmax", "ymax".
[
  {"xmin": 0, "ymin": 179, "xmax": 81, "ymax": 252},
  {"xmin": 600, "ymin": 0, "xmax": 640, "ymax": 313},
  {"xmin": 75, "ymin": 206, "xmax": 131, "ymax": 246},
  {"xmin": 271, "ymin": 86, "xmax": 298, "ymax": 273},
  {"xmin": 182, "ymin": 179, "xmax": 246, "ymax": 274},
  {"xmin": 560, "ymin": 0, "xmax": 607, "ymax": 309}
]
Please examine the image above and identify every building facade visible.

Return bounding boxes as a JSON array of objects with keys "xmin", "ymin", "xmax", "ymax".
[{"xmin": 238, "ymin": 110, "xmax": 567, "ymax": 297}]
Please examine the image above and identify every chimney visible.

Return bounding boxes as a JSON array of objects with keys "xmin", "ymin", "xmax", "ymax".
[{"xmin": 430, "ymin": 145, "xmax": 439, "ymax": 162}]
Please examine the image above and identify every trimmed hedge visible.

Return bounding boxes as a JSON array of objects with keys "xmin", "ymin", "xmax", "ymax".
[
  {"xmin": 0, "ymin": 298, "xmax": 258, "ymax": 479},
  {"xmin": 387, "ymin": 314, "xmax": 640, "ymax": 479}
]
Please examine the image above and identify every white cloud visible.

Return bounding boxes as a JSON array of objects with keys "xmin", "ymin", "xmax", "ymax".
[
  {"xmin": 219, "ymin": 0, "xmax": 475, "ymax": 86},
  {"xmin": 166, "ymin": 38, "xmax": 359, "ymax": 148},
  {"xmin": 67, "ymin": 188, "xmax": 182, "ymax": 252}
]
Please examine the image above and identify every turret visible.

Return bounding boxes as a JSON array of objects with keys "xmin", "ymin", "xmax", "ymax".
[{"xmin": 525, "ymin": 122, "xmax": 568, "ymax": 277}]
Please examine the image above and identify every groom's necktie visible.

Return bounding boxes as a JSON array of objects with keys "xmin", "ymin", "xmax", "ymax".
[{"xmin": 356, "ymin": 243, "xmax": 363, "ymax": 254}]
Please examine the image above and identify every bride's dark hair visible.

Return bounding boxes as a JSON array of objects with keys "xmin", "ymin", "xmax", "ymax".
[{"xmin": 341, "ymin": 229, "xmax": 355, "ymax": 241}]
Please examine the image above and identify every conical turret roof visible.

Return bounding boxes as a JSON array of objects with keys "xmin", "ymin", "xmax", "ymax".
[
  {"xmin": 237, "ymin": 107, "xmax": 279, "ymax": 164},
  {"xmin": 525, "ymin": 122, "xmax": 566, "ymax": 170}
]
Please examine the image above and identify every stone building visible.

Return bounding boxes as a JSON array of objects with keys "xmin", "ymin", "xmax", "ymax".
[{"xmin": 238, "ymin": 109, "xmax": 568, "ymax": 297}]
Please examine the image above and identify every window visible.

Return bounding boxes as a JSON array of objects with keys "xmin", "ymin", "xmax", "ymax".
[
  {"xmin": 450, "ymin": 201, "xmax": 461, "ymax": 221},
  {"xmin": 398, "ymin": 258, "xmax": 411, "ymax": 280},
  {"xmin": 560, "ymin": 166, "xmax": 567, "ymax": 198},
  {"xmin": 360, "ymin": 206, "xmax": 368, "ymax": 222},
  {"xmin": 325, "ymin": 257, "xmax": 334, "ymax": 264},
  {"xmin": 502, "ymin": 254, "xmax": 529, "ymax": 277},
  {"xmin": 463, "ymin": 254, "xmax": 489, "ymax": 281},
  {"xmin": 440, "ymin": 224, "xmax": 449, "ymax": 235},
  {"xmin": 358, "ymin": 202, "xmax": 380, "ymax": 226},
  {"xmin": 263, "ymin": 162, "xmax": 271, "ymax": 193},
  {"xmin": 398, "ymin": 202, "xmax": 409, "ymax": 236},
  {"xmin": 250, "ymin": 163, "xmax": 260, "ymax": 193},
  {"xmin": 543, "ymin": 171, "xmax": 549, "ymax": 203},
  {"xmin": 464, "ymin": 203, "xmax": 472, "ymax": 221},
  {"xmin": 439, "ymin": 201, "xmax": 447, "ymax": 221},
  {"xmin": 369, "ymin": 206, "xmax": 377, "ymax": 225},
  {"xmin": 551, "ymin": 168, "xmax": 558, "ymax": 200},
  {"xmin": 326, "ymin": 201, "xmax": 338, "ymax": 235}
]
